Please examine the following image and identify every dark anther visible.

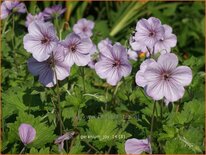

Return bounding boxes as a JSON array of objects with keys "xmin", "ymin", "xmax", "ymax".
[
  {"xmin": 70, "ymin": 44, "xmax": 76, "ymax": 52},
  {"xmin": 113, "ymin": 60, "xmax": 121, "ymax": 67},
  {"xmin": 41, "ymin": 37, "xmax": 50, "ymax": 44}
]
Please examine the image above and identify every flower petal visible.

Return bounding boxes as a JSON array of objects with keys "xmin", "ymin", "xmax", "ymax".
[
  {"xmin": 163, "ymin": 79, "xmax": 185, "ymax": 102},
  {"xmin": 135, "ymin": 70, "xmax": 147, "ymax": 87},
  {"xmin": 95, "ymin": 59, "xmax": 113, "ymax": 79},
  {"xmin": 55, "ymin": 63, "xmax": 70, "ymax": 80},
  {"xmin": 125, "ymin": 138, "xmax": 151, "ymax": 154},
  {"xmin": 27, "ymin": 57, "xmax": 49, "ymax": 76},
  {"xmin": 171, "ymin": 66, "xmax": 192, "ymax": 86},
  {"xmin": 106, "ymin": 67, "xmax": 121, "ymax": 86},
  {"xmin": 0, "ymin": 3, "xmax": 9, "ymax": 19},
  {"xmin": 146, "ymin": 80, "xmax": 165, "ymax": 100},
  {"xmin": 16, "ymin": 3, "xmax": 27, "ymax": 13},
  {"xmin": 38, "ymin": 68, "xmax": 56, "ymax": 87},
  {"xmin": 18, "ymin": 123, "xmax": 36, "ymax": 145},
  {"xmin": 157, "ymin": 53, "xmax": 178, "ymax": 71},
  {"xmin": 119, "ymin": 63, "xmax": 132, "ymax": 77}
]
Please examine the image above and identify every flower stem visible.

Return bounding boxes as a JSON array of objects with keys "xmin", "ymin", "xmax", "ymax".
[
  {"xmin": 19, "ymin": 146, "xmax": 26, "ymax": 154},
  {"xmin": 149, "ymin": 101, "xmax": 157, "ymax": 152},
  {"xmin": 52, "ymin": 54, "xmax": 63, "ymax": 136},
  {"xmin": 112, "ymin": 81, "xmax": 122, "ymax": 105}
]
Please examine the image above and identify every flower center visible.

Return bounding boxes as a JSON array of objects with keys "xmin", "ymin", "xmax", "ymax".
[
  {"xmin": 47, "ymin": 57, "xmax": 55, "ymax": 68},
  {"xmin": 149, "ymin": 31, "xmax": 156, "ymax": 37},
  {"xmin": 82, "ymin": 27, "xmax": 88, "ymax": 32},
  {"xmin": 113, "ymin": 59, "xmax": 121, "ymax": 67},
  {"xmin": 70, "ymin": 44, "xmax": 77, "ymax": 53},
  {"xmin": 41, "ymin": 36, "xmax": 50, "ymax": 45},
  {"xmin": 163, "ymin": 73, "xmax": 170, "ymax": 80}
]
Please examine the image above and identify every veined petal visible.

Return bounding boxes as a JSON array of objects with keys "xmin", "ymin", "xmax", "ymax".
[
  {"xmin": 0, "ymin": 3, "xmax": 9, "ymax": 19},
  {"xmin": 135, "ymin": 70, "xmax": 147, "ymax": 87},
  {"xmin": 18, "ymin": 123, "xmax": 36, "ymax": 145},
  {"xmin": 119, "ymin": 62, "xmax": 132, "ymax": 77},
  {"xmin": 95, "ymin": 59, "xmax": 113, "ymax": 79},
  {"xmin": 55, "ymin": 63, "xmax": 70, "ymax": 80},
  {"xmin": 171, "ymin": 66, "xmax": 192, "ymax": 86},
  {"xmin": 106, "ymin": 67, "xmax": 121, "ymax": 86},
  {"xmin": 157, "ymin": 53, "xmax": 178, "ymax": 71},
  {"xmin": 27, "ymin": 57, "xmax": 49, "ymax": 76},
  {"xmin": 144, "ymin": 62, "xmax": 162, "ymax": 82},
  {"xmin": 16, "ymin": 3, "xmax": 27, "ymax": 13},
  {"xmin": 146, "ymin": 80, "xmax": 164, "ymax": 100},
  {"xmin": 125, "ymin": 138, "xmax": 151, "ymax": 154},
  {"xmin": 163, "ymin": 79, "xmax": 185, "ymax": 102},
  {"xmin": 72, "ymin": 51, "xmax": 91, "ymax": 66},
  {"xmin": 38, "ymin": 68, "xmax": 56, "ymax": 87}
]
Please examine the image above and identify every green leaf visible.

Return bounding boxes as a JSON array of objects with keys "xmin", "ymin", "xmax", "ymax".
[
  {"xmin": 87, "ymin": 112, "xmax": 118, "ymax": 142},
  {"xmin": 69, "ymin": 138, "xmax": 84, "ymax": 153}
]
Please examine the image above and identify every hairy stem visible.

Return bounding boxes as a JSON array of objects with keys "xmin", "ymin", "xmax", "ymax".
[{"xmin": 51, "ymin": 53, "xmax": 63, "ymax": 135}]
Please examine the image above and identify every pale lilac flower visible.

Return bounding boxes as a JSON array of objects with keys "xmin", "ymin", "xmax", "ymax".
[
  {"xmin": 135, "ymin": 59, "xmax": 155, "ymax": 87},
  {"xmin": 73, "ymin": 18, "xmax": 95, "ymax": 38},
  {"xmin": 18, "ymin": 123, "xmax": 36, "ymax": 145},
  {"xmin": 132, "ymin": 17, "xmax": 165, "ymax": 53},
  {"xmin": 154, "ymin": 24, "xmax": 177, "ymax": 54},
  {"xmin": 43, "ymin": 5, "xmax": 66, "ymax": 20},
  {"xmin": 125, "ymin": 138, "xmax": 151, "ymax": 154},
  {"xmin": 27, "ymin": 44, "xmax": 70, "ymax": 87},
  {"xmin": 25, "ymin": 13, "xmax": 44, "ymax": 27},
  {"xmin": 95, "ymin": 43, "xmax": 132, "ymax": 86},
  {"xmin": 127, "ymin": 49, "xmax": 138, "ymax": 61},
  {"xmin": 0, "ymin": 0, "xmax": 26, "ymax": 19},
  {"xmin": 61, "ymin": 33, "xmax": 94, "ymax": 66},
  {"xmin": 143, "ymin": 53, "xmax": 192, "ymax": 102},
  {"xmin": 55, "ymin": 131, "xmax": 75, "ymax": 152},
  {"xmin": 23, "ymin": 21, "xmax": 58, "ymax": 62}
]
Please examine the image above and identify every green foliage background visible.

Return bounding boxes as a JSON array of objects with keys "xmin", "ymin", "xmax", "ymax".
[{"xmin": 1, "ymin": 1, "xmax": 205, "ymax": 154}]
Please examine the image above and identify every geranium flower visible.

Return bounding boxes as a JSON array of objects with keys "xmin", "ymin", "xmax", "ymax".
[
  {"xmin": 73, "ymin": 18, "xmax": 95, "ymax": 38},
  {"xmin": 154, "ymin": 24, "xmax": 177, "ymax": 54},
  {"xmin": 27, "ymin": 44, "xmax": 70, "ymax": 87},
  {"xmin": 61, "ymin": 33, "xmax": 94, "ymax": 66},
  {"xmin": 23, "ymin": 20, "xmax": 58, "ymax": 62},
  {"xmin": 125, "ymin": 138, "xmax": 151, "ymax": 154},
  {"xmin": 25, "ymin": 13, "xmax": 44, "ymax": 27},
  {"xmin": 18, "ymin": 123, "xmax": 36, "ymax": 145},
  {"xmin": 132, "ymin": 17, "xmax": 165, "ymax": 54},
  {"xmin": 95, "ymin": 43, "xmax": 132, "ymax": 86},
  {"xmin": 55, "ymin": 131, "xmax": 75, "ymax": 152},
  {"xmin": 142, "ymin": 53, "xmax": 192, "ymax": 102},
  {"xmin": 0, "ymin": 0, "xmax": 26, "ymax": 19},
  {"xmin": 43, "ymin": 5, "xmax": 66, "ymax": 20}
]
